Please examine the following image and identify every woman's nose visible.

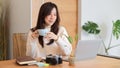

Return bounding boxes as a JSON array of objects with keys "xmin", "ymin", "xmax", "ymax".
[
  {"xmin": 50, "ymin": 15, "xmax": 54, "ymax": 19},
  {"xmin": 51, "ymin": 14, "xmax": 54, "ymax": 17}
]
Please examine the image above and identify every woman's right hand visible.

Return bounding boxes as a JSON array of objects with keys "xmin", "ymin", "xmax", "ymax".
[{"xmin": 31, "ymin": 30, "xmax": 39, "ymax": 39}]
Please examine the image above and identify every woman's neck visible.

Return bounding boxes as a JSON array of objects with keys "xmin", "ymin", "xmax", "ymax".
[{"xmin": 45, "ymin": 25, "xmax": 51, "ymax": 28}]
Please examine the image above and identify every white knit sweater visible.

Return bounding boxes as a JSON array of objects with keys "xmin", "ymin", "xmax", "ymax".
[{"xmin": 26, "ymin": 26, "xmax": 72, "ymax": 59}]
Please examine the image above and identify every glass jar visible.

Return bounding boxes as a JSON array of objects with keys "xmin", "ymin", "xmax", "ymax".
[{"xmin": 69, "ymin": 55, "xmax": 75, "ymax": 66}]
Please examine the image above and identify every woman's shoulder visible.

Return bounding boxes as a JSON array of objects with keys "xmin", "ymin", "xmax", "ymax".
[
  {"xmin": 28, "ymin": 27, "xmax": 36, "ymax": 33},
  {"xmin": 58, "ymin": 26, "xmax": 68, "ymax": 34},
  {"xmin": 27, "ymin": 27, "xmax": 35, "ymax": 35},
  {"xmin": 59, "ymin": 26, "xmax": 66, "ymax": 31},
  {"xmin": 58, "ymin": 26, "xmax": 69, "ymax": 36}
]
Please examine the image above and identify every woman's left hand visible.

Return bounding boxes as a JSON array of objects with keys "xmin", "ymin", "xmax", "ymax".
[{"xmin": 45, "ymin": 32, "xmax": 58, "ymax": 41}]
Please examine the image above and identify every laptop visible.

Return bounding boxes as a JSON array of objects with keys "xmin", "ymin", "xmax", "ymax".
[{"xmin": 75, "ymin": 39, "xmax": 102, "ymax": 61}]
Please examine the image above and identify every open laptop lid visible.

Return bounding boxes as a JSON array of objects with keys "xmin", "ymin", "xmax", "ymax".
[{"xmin": 75, "ymin": 39, "xmax": 102, "ymax": 61}]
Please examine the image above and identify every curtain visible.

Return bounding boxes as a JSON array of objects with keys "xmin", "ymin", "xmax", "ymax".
[{"xmin": 0, "ymin": 1, "xmax": 7, "ymax": 60}]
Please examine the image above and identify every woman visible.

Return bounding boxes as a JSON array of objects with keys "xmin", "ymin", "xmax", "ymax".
[{"xmin": 26, "ymin": 2, "xmax": 72, "ymax": 59}]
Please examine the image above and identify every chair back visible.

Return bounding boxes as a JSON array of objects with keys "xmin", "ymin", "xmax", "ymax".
[{"xmin": 13, "ymin": 33, "xmax": 27, "ymax": 59}]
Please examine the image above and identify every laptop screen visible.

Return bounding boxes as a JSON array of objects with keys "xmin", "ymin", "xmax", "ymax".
[{"xmin": 75, "ymin": 39, "xmax": 102, "ymax": 61}]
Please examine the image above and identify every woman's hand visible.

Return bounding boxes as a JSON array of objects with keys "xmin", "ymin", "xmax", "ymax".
[
  {"xmin": 31, "ymin": 30, "xmax": 39, "ymax": 39},
  {"xmin": 45, "ymin": 32, "xmax": 58, "ymax": 41}
]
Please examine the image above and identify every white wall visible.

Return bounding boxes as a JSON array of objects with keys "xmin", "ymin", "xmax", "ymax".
[
  {"xmin": 81, "ymin": 0, "xmax": 120, "ymax": 56},
  {"xmin": 7, "ymin": 0, "xmax": 31, "ymax": 59}
]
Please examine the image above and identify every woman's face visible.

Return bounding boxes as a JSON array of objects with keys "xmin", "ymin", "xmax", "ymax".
[{"xmin": 45, "ymin": 8, "xmax": 57, "ymax": 27}]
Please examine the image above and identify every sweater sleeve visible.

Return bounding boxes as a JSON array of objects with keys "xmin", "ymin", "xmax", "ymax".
[
  {"xmin": 26, "ymin": 30, "xmax": 38, "ymax": 58},
  {"xmin": 56, "ymin": 26, "xmax": 72, "ymax": 56}
]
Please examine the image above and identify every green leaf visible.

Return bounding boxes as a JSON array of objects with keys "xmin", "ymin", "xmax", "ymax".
[
  {"xmin": 112, "ymin": 20, "xmax": 120, "ymax": 39},
  {"xmin": 64, "ymin": 34, "xmax": 73, "ymax": 44},
  {"xmin": 82, "ymin": 21, "xmax": 101, "ymax": 35},
  {"xmin": 67, "ymin": 36, "xmax": 73, "ymax": 44},
  {"xmin": 75, "ymin": 34, "xmax": 78, "ymax": 41}
]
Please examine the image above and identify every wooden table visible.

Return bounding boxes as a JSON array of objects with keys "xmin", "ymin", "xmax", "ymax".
[{"xmin": 0, "ymin": 56, "xmax": 120, "ymax": 68}]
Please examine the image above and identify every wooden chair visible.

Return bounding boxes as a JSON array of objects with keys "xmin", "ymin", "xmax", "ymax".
[{"xmin": 13, "ymin": 33, "xmax": 28, "ymax": 59}]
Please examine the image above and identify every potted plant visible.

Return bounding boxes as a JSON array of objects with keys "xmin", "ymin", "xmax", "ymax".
[
  {"xmin": 82, "ymin": 20, "xmax": 120, "ymax": 55},
  {"xmin": 65, "ymin": 34, "xmax": 78, "ymax": 44},
  {"xmin": 65, "ymin": 34, "xmax": 78, "ymax": 65}
]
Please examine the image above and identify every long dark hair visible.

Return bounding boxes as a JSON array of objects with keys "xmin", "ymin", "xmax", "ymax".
[{"xmin": 31, "ymin": 2, "xmax": 60, "ymax": 48}]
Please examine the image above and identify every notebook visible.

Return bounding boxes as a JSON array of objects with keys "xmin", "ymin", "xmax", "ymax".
[
  {"xmin": 75, "ymin": 39, "xmax": 102, "ymax": 61},
  {"xmin": 16, "ymin": 56, "xmax": 37, "ymax": 65}
]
